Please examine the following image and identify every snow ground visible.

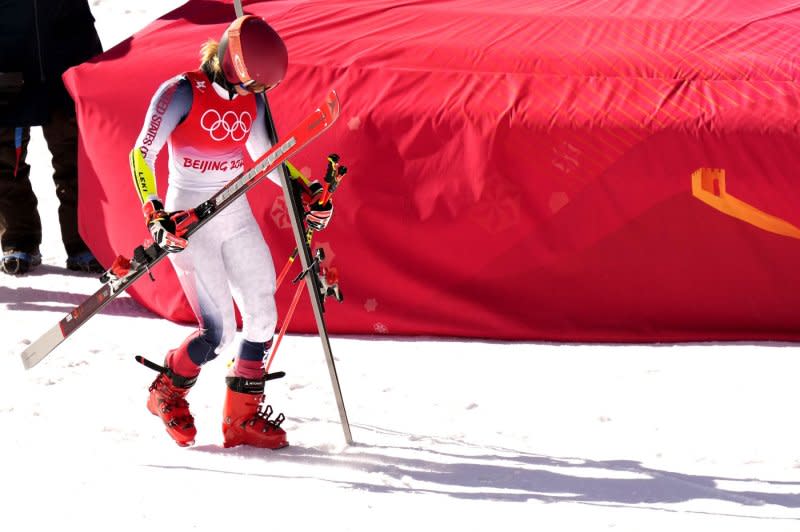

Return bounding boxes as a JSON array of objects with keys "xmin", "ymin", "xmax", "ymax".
[{"xmin": 1, "ymin": 2, "xmax": 799, "ymax": 530}]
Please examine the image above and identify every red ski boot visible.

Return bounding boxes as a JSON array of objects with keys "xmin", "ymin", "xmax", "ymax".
[
  {"xmin": 222, "ymin": 376, "xmax": 288, "ymax": 449},
  {"xmin": 140, "ymin": 357, "xmax": 198, "ymax": 447}
]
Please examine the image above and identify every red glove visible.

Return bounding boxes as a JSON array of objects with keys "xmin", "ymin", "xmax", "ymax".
[
  {"xmin": 300, "ymin": 180, "xmax": 325, "ymax": 205},
  {"xmin": 143, "ymin": 199, "xmax": 188, "ymax": 253},
  {"xmin": 301, "ymin": 180, "xmax": 334, "ymax": 231},
  {"xmin": 306, "ymin": 200, "xmax": 334, "ymax": 231}
]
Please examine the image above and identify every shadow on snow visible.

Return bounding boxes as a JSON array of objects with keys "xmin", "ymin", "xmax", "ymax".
[{"xmin": 146, "ymin": 422, "xmax": 800, "ymax": 518}]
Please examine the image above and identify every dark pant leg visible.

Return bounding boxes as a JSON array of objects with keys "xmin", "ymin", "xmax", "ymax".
[
  {"xmin": 0, "ymin": 126, "xmax": 42, "ymax": 252},
  {"xmin": 41, "ymin": 108, "xmax": 89, "ymax": 256}
]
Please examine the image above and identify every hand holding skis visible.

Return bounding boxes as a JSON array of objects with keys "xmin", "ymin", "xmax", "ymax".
[
  {"xmin": 143, "ymin": 199, "xmax": 188, "ymax": 253},
  {"xmin": 305, "ymin": 200, "xmax": 333, "ymax": 231},
  {"xmin": 302, "ymin": 154, "xmax": 346, "ymax": 231}
]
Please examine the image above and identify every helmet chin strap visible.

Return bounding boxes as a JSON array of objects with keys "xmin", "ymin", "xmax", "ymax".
[{"xmin": 201, "ymin": 62, "xmax": 239, "ymax": 100}]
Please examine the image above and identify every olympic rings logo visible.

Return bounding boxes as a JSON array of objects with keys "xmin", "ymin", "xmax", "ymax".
[{"xmin": 200, "ymin": 109, "xmax": 252, "ymax": 142}]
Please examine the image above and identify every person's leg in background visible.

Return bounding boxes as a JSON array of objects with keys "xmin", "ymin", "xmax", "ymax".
[
  {"xmin": 0, "ymin": 125, "xmax": 43, "ymax": 275},
  {"xmin": 41, "ymin": 107, "xmax": 102, "ymax": 273}
]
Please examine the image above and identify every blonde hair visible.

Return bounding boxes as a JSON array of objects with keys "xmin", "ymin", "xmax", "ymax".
[{"xmin": 200, "ymin": 39, "xmax": 223, "ymax": 76}]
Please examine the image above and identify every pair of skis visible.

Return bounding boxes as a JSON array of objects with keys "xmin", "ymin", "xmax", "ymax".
[{"xmin": 20, "ymin": 90, "xmax": 353, "ymax": 444}]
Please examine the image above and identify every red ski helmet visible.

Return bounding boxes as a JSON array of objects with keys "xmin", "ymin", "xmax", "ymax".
[{"xmin": 218, "ymin": 15, "xmax": 288, "ymax": 91}]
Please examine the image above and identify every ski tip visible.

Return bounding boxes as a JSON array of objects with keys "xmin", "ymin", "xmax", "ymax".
[
  {"xmin": 21, "ymin": 348, "xmax": 42, "ymax": 370},
  {"xmin": 20, "ymin": 324, "xmax": 66, "ymax": 370}
]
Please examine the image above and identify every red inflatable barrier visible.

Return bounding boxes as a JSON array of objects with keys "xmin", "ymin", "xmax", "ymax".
[{"xmin": 64, "ymin": 0, "xmax": 800, "ymax": 342}]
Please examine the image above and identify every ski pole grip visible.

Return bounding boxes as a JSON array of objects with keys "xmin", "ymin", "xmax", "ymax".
[{"xmin": 319, "ymin": 158, "xmax": 346, "ymax": 205}]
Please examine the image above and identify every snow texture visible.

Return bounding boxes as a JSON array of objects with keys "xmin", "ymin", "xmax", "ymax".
[{"xmin": 1, "ymin": 2, "xmax": 799, "ymax": 530}]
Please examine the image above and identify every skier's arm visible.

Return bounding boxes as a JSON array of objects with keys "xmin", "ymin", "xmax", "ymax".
[
  {"xmin": 129, "ymin": 77, "xmax": 192, "ymax": 204},
  {"xmin": 129, "ymin": 77, "xmax": 192, "ymax": 252}
]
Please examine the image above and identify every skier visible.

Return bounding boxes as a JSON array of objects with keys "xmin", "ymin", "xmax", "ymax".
[{"xmin": 129, "ymin": 15, "xmax": 333, "ymax": 448}]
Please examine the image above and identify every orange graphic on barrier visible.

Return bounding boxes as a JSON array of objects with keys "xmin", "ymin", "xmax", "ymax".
[{"xmin": 691, "ymin": 168, "xmax": 800, "ymax": 240}]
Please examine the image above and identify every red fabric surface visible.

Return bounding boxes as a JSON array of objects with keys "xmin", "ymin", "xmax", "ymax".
[{"xmin": 64, "ymin": 0, "xmax": 800, "ymax": 341}]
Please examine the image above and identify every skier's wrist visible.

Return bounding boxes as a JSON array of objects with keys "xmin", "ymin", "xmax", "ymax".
[
  {"xmin": 301, "ymin": 180, "xmax": 325, "ymax": 206},
  {"xmin": 142, "ymin": 197, "xmax": 166, "ymax": 222}
]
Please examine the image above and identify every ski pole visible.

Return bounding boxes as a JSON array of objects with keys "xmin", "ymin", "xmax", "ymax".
[
  {"xmin": 265, "ymin": 275, "xmax": 306, "ymax": 373},
  {"xmin": 275, "ymin": 238, "xmax": 306, "ymax": 289},
  {"xmin": 267, "ymin": 242, "xmax": 343, "ymax": 372},
  {"xmin": 268, "ymin": 157, "xmax": 347, "ymax": 368}
]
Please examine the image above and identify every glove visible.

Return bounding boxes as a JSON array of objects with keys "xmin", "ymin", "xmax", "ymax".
[
  {"xmin": 300, "ymin": 179, "xmax": 334, "ymax": 231},
  {"xmin": 300, "ymin": 180, "xmax": 325, "ymax": 205},
  {"xmin": 143, "ymin": 199, "xmax": 188, "ymax": 253},
  {"xmin": 306, "ymin": 199, "xmax": 334, "ymax": 231}
]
